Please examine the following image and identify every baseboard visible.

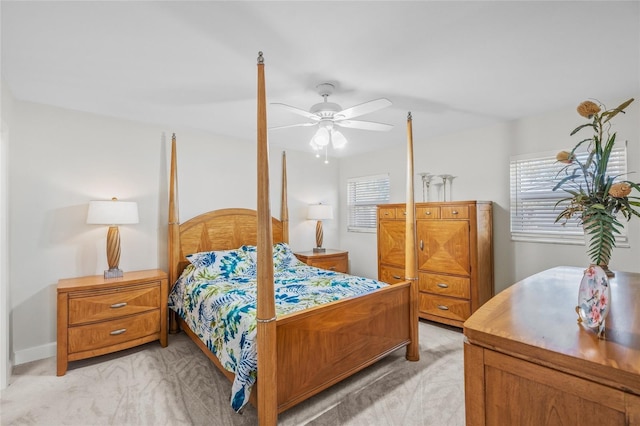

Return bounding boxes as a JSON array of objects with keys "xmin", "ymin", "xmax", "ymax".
[{"xmin": 14, "ymin": 342, "xmax": 56, "ymax": 366}]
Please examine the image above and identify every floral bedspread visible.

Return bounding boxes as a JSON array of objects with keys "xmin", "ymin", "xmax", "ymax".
[{"xmin": 167, "ymin": 243, "xmax": 387, "ymax": 412}]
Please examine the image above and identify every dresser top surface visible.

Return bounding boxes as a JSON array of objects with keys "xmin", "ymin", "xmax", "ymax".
[{"xmin": 464, "ymin": 266, "xmax": 640, "ymax": 391}]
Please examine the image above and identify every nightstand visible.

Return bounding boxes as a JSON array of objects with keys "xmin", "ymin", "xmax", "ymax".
[
  {"xmin": 56, "ymin": 269, "xmax": 168, "ymax": 376},
  {"xmin": 294, "ymin": 249, "xmax": 349, "ymax": 273}
]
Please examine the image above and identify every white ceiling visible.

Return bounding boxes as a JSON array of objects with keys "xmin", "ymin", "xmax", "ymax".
[{"xmin": 2, "ymin": 1, "xmax": 639, "ymax": 158}]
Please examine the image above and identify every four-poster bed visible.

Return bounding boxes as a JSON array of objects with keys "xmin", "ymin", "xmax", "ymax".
[{"xmin": 166, "ymin": 52, "xmax": 419, "ymax": 425}]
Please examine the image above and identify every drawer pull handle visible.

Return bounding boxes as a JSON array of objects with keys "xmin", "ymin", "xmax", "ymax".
[
  {"xmin": 419, "ymin": 240, "xmax": 424, "ymax": 250},
  {"xmin": 384, "ymin": 212, "xmax": 389, "ymax": 215},
  {"xmin": 392, "ymin": 275, "xmax": 402, "ymax": 279},
  {"xmin": 425, "ymin": 211, "xmax": 431, "ymax": 215},
  {"xmin": 110, "ymin": 302, "xmax": 127, "ymax": 309},
  {"xmin": 452, "ymin": 210, "xmax": 459, "ymax": 215},
  {"xmin": 403, "ymin": 211, "xmax": 407, "ymax": 215},
  {"xmin": 329, "ymin": 267, "xmax": 336, "ymax": 270},
  {"xmin": 437, "ymin": 283, "xmax": 449, "ymax": 288},
  {"xmin": 110, "ymin": 328, "xmax": 127, "ymax": 336},
  {"xmin": 437, "ymin": 305, "xmax": 450, "ymax": 311}
]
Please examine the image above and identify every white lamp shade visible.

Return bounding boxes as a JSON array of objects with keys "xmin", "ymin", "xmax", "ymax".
[
  {"xmin": 307, "ymin": 204, "xmax": 333, "ymax": 220},
  {"xmin": 331, "ymin": 130, "xmax": 347, "ymax": 149},
  {"xmin": 87, "ymin": 199, "xmax": 139, "ymax": 225},
  {"xmin": 312, "ymin": 127, "xmax": 330, "ymax": 147}
]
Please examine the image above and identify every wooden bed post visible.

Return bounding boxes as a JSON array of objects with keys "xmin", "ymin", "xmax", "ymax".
[
  {"xmin": 168, "ymin": 133, "xmax": 181, "ymax": 334},
  {"xmin": 255, "ymin": 52, "xmax": 278, "ymax": 426},
  {"xmin": 281, "ymin": 151, "xmax": 289, "ymax": 244},
  {"xmin": 405, "ymin": 112, "xmax": 420, "ymax": 361}
]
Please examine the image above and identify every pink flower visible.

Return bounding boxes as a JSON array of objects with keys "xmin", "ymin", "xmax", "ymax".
[
  {"xmin": 599, "ymin": 291, "xmax": 608, "ymax": 307},
  {"xmin": 590, "ymin": 303, "xmax": 602, "ymax": 323},
  {"xmin": 585, "ymin": 266, "xmax": 597, "ymax": 279}
]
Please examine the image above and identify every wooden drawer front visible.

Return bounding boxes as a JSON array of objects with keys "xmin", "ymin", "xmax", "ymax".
[
  {"xmin": 419, "ymin": 273, "xmax": 470, "ymax": 298},
  {"xmin": 69, "ymin": 284, "xmax": 160, "ymax": 325},
  {"xmin": 378, "ymin": 207, "xmax": 396, "ymax": 219},
  {"xmin": 68, "ymin": 310, "xmax": 160, "ymax": 354},
  {"xmin": 395, "ymin": 208, "xmax": 408, "ymax": 219},
  {"xmin": 416, "ymin": 206, "xmax": 440, "ymax": 219},
  {"xmin": 309, "ymin": 256, "xmax": 348, "ymax": 273},
  {"xmin": 379, "ymin": 265, "xmax": 406, "ymax": 284},
  {"xmin": 441, "ymin": 205, "xmax": 469, "ymax": 219},
  {"xmin": 419, "ymin": 294, "xmax": 471, "ymax": 322}
]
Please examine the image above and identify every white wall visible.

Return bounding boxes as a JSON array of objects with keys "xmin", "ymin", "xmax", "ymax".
[
  {"xmin": 8, "ymin": 100, "xmax": 336, "ymax": 364},
  {"xmin": 340, "ymin": 97, "xmax": 640, "ymax": 293},
  {"xmin": 1, "ymin": 78, "xmax": 13, "ymax": 389}
]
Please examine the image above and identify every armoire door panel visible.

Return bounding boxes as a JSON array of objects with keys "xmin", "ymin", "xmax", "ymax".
[
  {"xmin": 378, "ymin": 220, "xmax": 406, "ymax": 266},
  {"xmin": 417, "ymin": 221, "xmax": 470, "ymax": 275}
]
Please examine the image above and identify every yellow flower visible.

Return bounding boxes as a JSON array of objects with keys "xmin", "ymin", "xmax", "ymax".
[
  {"xmin": 556, "ymin": 151, "xmax": 574, "ymax": 164},
  {"xmin": 577, "ymin": 101, "xmax": 601, "ymax": 118},
  {"xmin": 608, "ymin": 182, "xmax": 632, "ymax": 198}
]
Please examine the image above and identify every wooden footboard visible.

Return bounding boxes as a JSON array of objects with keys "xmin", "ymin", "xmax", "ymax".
[
  {"xmin": 275, "ymin": 281, "xmax": 411, "ymax": 412},
  {"xmin": 177, "ymin": 281, "xmax": 411, "ymax": 413}
]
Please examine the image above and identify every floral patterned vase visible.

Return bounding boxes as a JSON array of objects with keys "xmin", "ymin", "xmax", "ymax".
[{"xmin": 576, "ymin": 265, "xmax": 611, "ymax": 339}]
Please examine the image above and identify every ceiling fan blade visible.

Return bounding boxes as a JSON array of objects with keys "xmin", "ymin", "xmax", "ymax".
[
  {"xmin": 271, "ymin": 103, "xmax": 320, "ymax": 121},
  {"xmin": 335, "ymin": 120, "xmax": 394, "ymax": 131},
  {"xmin": 269, "ymin": 122, "xmax": 318, "ymax": 131},
  {"xmin": 334, "ymin": 98, "xmax": 392, "ymax": 120}
]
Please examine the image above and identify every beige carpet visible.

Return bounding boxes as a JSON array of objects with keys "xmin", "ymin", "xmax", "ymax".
[{"xmin": 1, "ymin": 321, "xmax": 465, "ymax": 425}]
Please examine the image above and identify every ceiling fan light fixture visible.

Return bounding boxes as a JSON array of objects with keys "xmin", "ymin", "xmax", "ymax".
[
  {"xmin": 331, "ymin": 130, "xmax": 347, "ymax": 149},
  {"xmin": 312, "ymin": 127, "xmax": 330, "ymax": 147}
]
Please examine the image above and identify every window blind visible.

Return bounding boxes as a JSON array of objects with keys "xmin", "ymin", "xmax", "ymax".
[
  {"xmin": 510, "ymin": 146, "xmax": 629, "ymax": 244},
  {"xmin": 347, "ymin": 174, "xmax": 390, "ymax": 233}
]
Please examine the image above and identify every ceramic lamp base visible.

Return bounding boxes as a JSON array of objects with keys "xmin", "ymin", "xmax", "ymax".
[{"xmin": 104, "ymin": 268, "xmax": 124, "ymax": 279}]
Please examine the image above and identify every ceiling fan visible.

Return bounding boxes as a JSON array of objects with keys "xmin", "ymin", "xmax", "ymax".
[{"xmin": 270, "ymin": 83, "xmax": 393, "ymax": 151}]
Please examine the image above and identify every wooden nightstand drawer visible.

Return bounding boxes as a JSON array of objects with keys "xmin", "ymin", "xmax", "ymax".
[
  {"xmin": 68, "ymin": 310, "xmax": 160, "ymax": 353},
  {"xmin": 308, "ymin": 257, "xmax": 348, "ymax": 273},
  {"xmin": 419, "ymin": 272, "xmax": 470, "ymax": 298},
  {"xmin": 419, "ymin": 294, "xmax": 471, "ymax": 322},
  {"xmin": 69, "ymin": 283, "xmax": 160, "ymax": 325}
]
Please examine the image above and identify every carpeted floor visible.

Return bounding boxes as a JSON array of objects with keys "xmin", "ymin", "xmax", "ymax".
[{"xmin": 1, "ymin": 321, "xmax": 465, "ymax": 425}]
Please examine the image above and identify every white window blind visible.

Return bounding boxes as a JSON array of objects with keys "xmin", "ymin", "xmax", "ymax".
[
  {"xmin": 347, "ymin": 174, "xmax": 390, "ymax": 233},
  {"xmin": 510, "ymin": 146, "xmax": 629, "ymax": 244}
]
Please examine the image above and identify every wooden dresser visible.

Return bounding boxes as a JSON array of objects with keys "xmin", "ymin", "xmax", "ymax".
[
  {"xmin": 57, "ymin": 269, "xmax": 168, "ymax": 376},
  {"xmin": 377, "ymin": 201, "xmax": 493, "ymax": 328},
  {"xmin": 464, "ymin": 267, "xmax": 640, "ymax": 425},
  {"xmin": 294, "ymin": 249, "xmax": 349, "ymax": 273}
]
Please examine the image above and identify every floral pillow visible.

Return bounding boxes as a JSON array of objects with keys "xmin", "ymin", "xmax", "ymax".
[
  {"xmin": 273, "ymin": 242, "xmax": 305, "ymax": 270},
  {"xmin": 186, "ymin": 248, "xmax": 254, "ymax": 280},
  {"xmin": 241, "ymin": 242, "xmax": 304, "ymax": 271}
]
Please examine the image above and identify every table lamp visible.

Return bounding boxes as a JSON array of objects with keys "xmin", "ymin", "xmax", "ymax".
[
  {"xmin": 307, "ymin": 204, "xmax": 333, "ymax": 253},
  {"xmin": 87, "ymin": 197, "xmax": 139, "ymax": 278}
]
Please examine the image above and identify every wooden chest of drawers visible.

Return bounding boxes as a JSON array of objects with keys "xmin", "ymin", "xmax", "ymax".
[
  {"xmin": 57, "ymin": 269, "xmax": 168, "ymax": 376},
  {"xmin": 377, "ymin": 201, "xmax": 494, "ymax": 327},
  {"xmin": 294, "ymin": 249, "xmax": 349, "ymax": 273}
]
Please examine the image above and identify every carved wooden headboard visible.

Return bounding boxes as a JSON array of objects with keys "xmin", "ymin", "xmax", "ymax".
[{"xmin": 167, "ymin": 134, "xmax": 289, "ymax": 290}]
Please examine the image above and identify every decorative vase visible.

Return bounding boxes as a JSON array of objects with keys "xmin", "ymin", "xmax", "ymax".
[{"xmin": 576, "ymin": 265, "xmax": 611, "ymax": 339}]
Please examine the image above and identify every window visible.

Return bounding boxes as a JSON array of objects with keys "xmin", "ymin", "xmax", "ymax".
[
  {"xmin": 510, "ymin": 146, "xmax": 629, "ymax": 245},
  {"xmin": 347, "ymin": 174, "xmax": 390, "ymax": 233}
]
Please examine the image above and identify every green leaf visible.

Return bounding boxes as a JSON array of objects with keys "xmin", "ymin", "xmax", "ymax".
[{"xmin": 570, "ymin": 123, "xmax": 596, "ymax": 136}]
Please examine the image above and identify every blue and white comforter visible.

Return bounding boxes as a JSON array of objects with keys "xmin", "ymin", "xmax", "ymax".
[{"xmin": 168, "ymin": 243, "xmax": 387, "ymax": 411}]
